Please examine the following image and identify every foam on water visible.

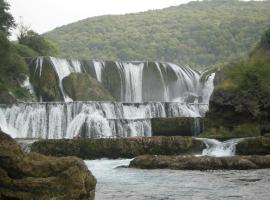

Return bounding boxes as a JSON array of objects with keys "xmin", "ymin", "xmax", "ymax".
[{"xmin": 197, "ymin": 138, "xmax": 244, "ymax": 157}]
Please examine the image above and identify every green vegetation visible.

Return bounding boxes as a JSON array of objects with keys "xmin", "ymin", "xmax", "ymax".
[
  {"xmin": 200, "ymin": 124, "xmax": 261, "ymax": 140},
  {"xmin": 0, "ymin": 0, "xmax": 60, "ymax": 103},
  {"xmin": 45, "ymin": 0, "xmax": 270, "ymax": 67},
  {"xmin": 18, "ymin": 30, "xmax": 60, "ymax": 56},
  {"xmin": 203, "ymin": 26, "xmax": 270, "ymax": 137}
]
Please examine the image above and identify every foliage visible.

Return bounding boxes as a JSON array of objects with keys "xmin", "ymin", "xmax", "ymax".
[
  {"xmin": 14, "ymin": 43, "xmax": 39, "ymax": 57},
  {"xmin": 0, "ymin": 0, "xmax": 14, "ymax": 33},
  {"xmin": 45, "ymin": 0, "xmax": 270, "ymax": 67},
  {"xmin": 214, "ymin": 27, "xmax": 270, "ymax": 133},
  {"xmin": 200, "ymin": 124, "xmax": 261, "ymax": 139},
  {"xmin": 0, "ymin": 0, "xmax": 60, "ymax": 102},
  {"xmin": 18, "ymin": 30, "xmax": 60, "ymax": 56}
]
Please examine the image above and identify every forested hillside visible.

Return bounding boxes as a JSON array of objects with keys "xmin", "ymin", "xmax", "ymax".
[{"xmin": 45, "ymin": 0, "xmax": 270, "ymax": 67}]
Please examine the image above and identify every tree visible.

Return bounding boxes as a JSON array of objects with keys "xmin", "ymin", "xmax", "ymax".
[
  {"xmin": 0, "ymin": 0, "xmax": 14, "ymax": 65},
  {"xmin": 0, "ymin": 0, "xmax": 14, "ymax": 33},
  {"xmin": 18, "ymin": 30, "xmax": 60, "ymax": 56}
]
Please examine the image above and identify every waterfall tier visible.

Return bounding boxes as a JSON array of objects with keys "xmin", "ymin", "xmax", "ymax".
[
  {"xmin": 0, "ymin": 57, "xmax": 216, "ymax": 139},
  {"xmin": 0, "ymin": 102, "xmax": 206, "ymax": 139},
  {"xmin": 28, "ymin": 57, "xmax": 215, "ymax": 103}
]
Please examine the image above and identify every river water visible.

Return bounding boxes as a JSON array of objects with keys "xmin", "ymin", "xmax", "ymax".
[{"xmin": 85, "ymin": 159, "xmax": 270, "ymax": 200}]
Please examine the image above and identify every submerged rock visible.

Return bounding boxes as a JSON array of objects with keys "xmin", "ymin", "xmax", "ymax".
[
  {"xmin": 0, "ymin": 131, "xmax": 96, "ymax": 200},
  {"xmin": 31, "ymin": 136, "xmax": 205, "ymax": 159},
  {"xmin": 129, "ymin": 154, "xmax": 270, "ymax": 170}
]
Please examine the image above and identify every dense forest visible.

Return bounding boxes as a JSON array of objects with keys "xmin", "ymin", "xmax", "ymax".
[{"xmin": 45, "ymin": 0, "xmax": 270, "ymax": 67}]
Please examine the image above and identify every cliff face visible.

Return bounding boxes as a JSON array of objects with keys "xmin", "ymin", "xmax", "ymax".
[{"xmin": 0, "ymin": 131, "xmax": 96, "ymax": 200}]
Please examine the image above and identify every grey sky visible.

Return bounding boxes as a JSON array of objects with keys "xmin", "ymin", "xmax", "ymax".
[{"xmin": 7, "ymin": 0, "xmax": 191, "ymax": 35}]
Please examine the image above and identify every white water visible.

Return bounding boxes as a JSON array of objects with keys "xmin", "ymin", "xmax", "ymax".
[
  {"xmin": 5, "ymin": 57, "xmax": 216, "ymax": 139},
  {"xmin": 93, "ymin": 60, "xmax": 105, "ymax": 82},
  {"xmin": 29, "ymin": 57, "xmax": 215, "ymax": 103},
  {"xmin": 0, "ymin": 102, "xmax": 205, "ymax": 139},
  {"xmin": 20, "ymin": 76, "xmax": 37, "ymax": 99},
  {"xmin": 198, "ymin": 138, "xmax": 243, "ymax": 157}
]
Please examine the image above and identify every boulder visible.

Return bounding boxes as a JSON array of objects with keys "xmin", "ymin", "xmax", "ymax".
[
  {"xmin": 129, "ymin": 154, "xmax": 270, "ymax": 170},
  {"xmin": 0, "ymin": 131, "xmax": 96, "ymax": 200},
  {"xmin": 63, "ymin": 73, "xmax": 114, "ymax": 101},
  {"xmin": 29, "ymin": 57, "xmax": 62, "ymax": 101},
  {"xmin": 31, "ymin": 136, "xmax": 205, "ymax": 159},
  {"xmin": 0, "ymin": 89, "xmax": 17, "ymax": 104}
]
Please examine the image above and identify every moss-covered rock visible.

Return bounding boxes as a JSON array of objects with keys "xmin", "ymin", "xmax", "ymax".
[
  {"xmin": 129, "ymin": 154, "xmax": 270, "ymax": 170},
  {"xmin": 200, "ymin": 124, "xmax": 261, "ymax": 140},
  {"xmin": 0, "ymin": 88, "xmax": 17, "ymax": 104},
  {"xmin": 29, "ymin": 57, "xmax": 62, "ymax": 101},
  {"xmin": 63, "ymin": 73, "xmax": 114, "ymax": 101},
  {"xmin": 0, "ymin": 131, "xmax": 96, "ymax": 200},
  {"xmin": 31, "ymin": 137, "xmax": 205, "ymax": 159},
  {"xmin": 152, "ymin": 117, "xmax": 203, "ymax": 136},
  {"xmin": 236, "ymin": 134, "xmax": 270, "ymax": 155}
]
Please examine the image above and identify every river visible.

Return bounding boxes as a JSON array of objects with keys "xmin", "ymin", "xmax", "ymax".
[{"xmin": 85, "ymin": 159, "xmax": 270, "ymax": 200}]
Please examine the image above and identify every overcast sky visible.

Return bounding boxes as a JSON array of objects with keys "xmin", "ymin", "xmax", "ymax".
[{"xmin": 7, "ymin": 0, "xmax": 191, "ymax": 36}]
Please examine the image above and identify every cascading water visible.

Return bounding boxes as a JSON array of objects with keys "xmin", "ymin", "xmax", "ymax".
[
  {"xmin": 29, "ymin": 57, "xmax": 215, "ymax": 103},
  {"xmin": 1, "ymin": 56, "xmax": 216, "ymax": 139},
  {"xmin": 197, "ymin": 138, "xmax": 243, "ymax": 157},
  {"xmin": 0, "ymin": 102, "xmax": 207, "ymax": 139}
]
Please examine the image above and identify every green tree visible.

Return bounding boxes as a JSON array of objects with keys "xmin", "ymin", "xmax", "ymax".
[
  {"xmin": 0, "ymin": 0, "xmax": 14, "ymax": 33},
  {"xmin": 18, "ymin": 30, "xmax": 59, "ymax": 56}
]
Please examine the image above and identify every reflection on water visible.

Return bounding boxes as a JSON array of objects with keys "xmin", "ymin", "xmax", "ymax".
[{"xmin": 85, "ymin": 159, "xmax": 270, "ymax": 200}]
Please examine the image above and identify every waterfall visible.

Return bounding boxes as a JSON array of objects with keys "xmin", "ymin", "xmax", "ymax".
[
  {"xmin": 93, "ymin": 60, "xmax": 105, "ymax": 82},
  {"xmin": 0, "ymin": 102, "xmax": 208, "ymax": 139},
  {"xmin": 28, "ymin": 57, "xmax": 215, "ymax": 103},
  {"xmin": 20, "ymin": 76, "xmax": 37, "ymax": 99},
  {"xmin": 5, "ymin": 56, "xmax": 216, "ymax": 139},
  {"xmin": 197, "ymin": 138, "xmax": 243, "ymax": 157}
]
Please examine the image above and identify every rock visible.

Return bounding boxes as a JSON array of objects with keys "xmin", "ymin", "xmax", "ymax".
[
  {"xmin": 62, "ymin": 73, "xmax": 114, "ymax": 101},
  {"xmin": 0, "ymin": 131, "xmax": 96, "ymax": 200},
  {"xmin": 129, "ymin": 155, "xmax": 270, "ymax": 170},
  {"xmin": 199, "ymin": 123, "xmax": 261, "ymax": 140},
  {"xmin": 151, "ymin": 117, "xmax": 203, "ymax": 136},
  {"xmin": 29, "ymin": 57, "xmax": 62, "ymax": 101},
  {"xmin": 31, "ymin": 136, "xmax": 205, "ymax": 159},
  {"xmin": 0, "ymin": 89, "xmax": 17, "ymax": 104},
  {"xmin": 236, "ymin": 135, "xmax": 270, "ymax": 155},
  {"xmin": 202, "ymin": 85, "xmax": 267, "ymax": 139}
]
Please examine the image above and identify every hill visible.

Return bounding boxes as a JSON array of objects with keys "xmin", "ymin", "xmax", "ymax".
[{"xmin": 45, "ymin": 0, "xmax": 270, "ymax": 67}]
